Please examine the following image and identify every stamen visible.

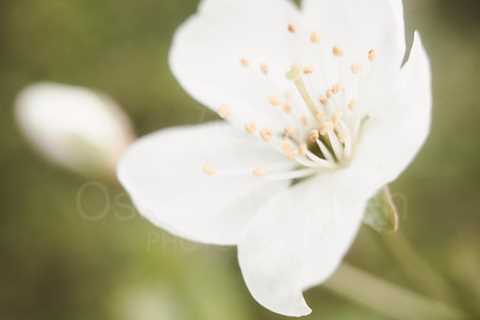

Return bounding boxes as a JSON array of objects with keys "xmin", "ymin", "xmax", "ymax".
[
  {"xmin": 260, "ymin": 128, "xmax": 273, "ymax": 142},
  {"xmin": 299, "ymin": 115, "xmax": 308, "ymax": 127},
  {"xmin": 303, "ymin": 66, "xmax": 314, "ymax": 75},
  {"xmin": 348, "ymin": 99, "xmax": 357, "ymax": 111},
  {"xmin": 282, "ymin": 139, "xmax": 297, "ymax": 160},
  {"xmin": 245, "ymin": 122, "xmax": 257, "ymax": 134},
  {"xmin": 368, "ymin": 49, "xmax": 377, "ymax": 62},
  {"xmin": 269, "ymin": 96, "xmax": 281, "ymax": 107},
  {"xmin": 282, "ymin": 103, "xmax": 292, "ymax": 114},
  {"xmin": 252, "ymin": 167, "xmax": 266, "ymax": 177},
  {"xmin": 217, "ymin": 105, "xmax": 231, "ymax": 119},
  {"xmin": 288, "ymin": 23, "xmax": 297, "ymax": 33},
  {"xmin": 260, "ymin": 63, "xmax": 269, "ymax": 75},
  {"xmin": 266, "ymin": 168, "xmax": 317, "ymax": 181},
  {"xmin": 309, "ymin": 129, "xmax": 320, "ymax": 142},
  {"xmin": 351, "ymin": 64, "xmax": 362, "ymax": 74},
  {"xmin": 319, "ymin": 95, "xmax": 328, "ymax": 106},
  {"xmin": 319, "ymin": 121, "xmax": 333, "ymax": 136},
  {"xmin": 315, "ymin": 111, "xmax": 324, "ymax": 121},
  {"xmin": 240, "ymin": 58, "xmax": 250, "ymax": 68},
  {"xmin": 327, "ymin": 129, "xmax": 344, "ymax": 160},
  {"xmin": 283, "ymin": 126, "xmax": 296, "ymax": 138},
  {"xmin": 287, "ymin": 65, "xmax": 319, "ymax": 117},
  {"xmin": 309, "ymin": 32, "xmax": 320, "ymax": 44},
  {"xmin": 316, "ymin": 138, "xmax": 335, "ymax": 163},
  {"xmin": 202, "ymin": 163, "xmax": 217, "ymax": 176},
  {"xmin": 332, "ymin": 46, "xmax": 344, "ymax": 57}
]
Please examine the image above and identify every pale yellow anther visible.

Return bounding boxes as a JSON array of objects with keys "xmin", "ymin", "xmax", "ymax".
[
  {"xmin": 282, "ymin": 103, "xmax": 292, "ymax": 114},
  {"xmin": 309, "ymin": 32, "xmax": 320, "ymax": 44},
  {"xmin": 240, "ymin": 58, "xmax": 250, "ymax": 67},
  {"xmin": 348, "ymin": 99, "xmax": 357, "ymax": 111},
  {"xmin": 260, "ymin": 63, "xmax": 269, "ymax": 75},
  {"xmin": 332, "ymin": 46, "xmax": 344, "ymax": 57},
  {"xmin": 288, "ymin": 23, "xmax": 297, "ymax": 33},
  {"xmin": 283, "ymin": 126, "xmax": 296, "ymax": 138},
  {"xmin": 309, "ymin": 129, "xmax": 320, "ymax": 142},
  {"xmin": 202, "ymin": 163, "xmax": 217, "ymax": 176},
  {"xmin": 299, "ymin": 143, "xmax": 308, "ymax": 156},
  {"xmin": 252, "ymin": 167, "xmax": 266, "ymax": 177},
  {"xmin": 351, "ymin": 63, "xmax": 362, "ymax": 74},
  {"xmin": 331, "ymin": 84, "xmax": 344, "ymax": 94},
  {"xmin": 245, "ymin": 122, "xmax": 257, "ymax": 134},
  {"xmin": 326, "ymin": 89, "xmax": 334, "ymax": 98},
  {"xmin": 368, "ymin": 49, "xmax": 377, "ymax": 62},
  {"xmin": 319, "ymin": 121, "xmax": 334, "ymax": 135},
  {"xmin": 217, "ymin": 105, "xmax": 231, "ymax": 119},
  {"xmin": 303, "ymin": 66, "xmax": 314, "ymax": 75},
  {"xmin": 282, "ymin": 140, "xmax": 297, "ymax": 160},
  {"xmin": 315, "ymin": 111, "xmax": 324, "ymax": 121},
  {"xmin": 319, "ymin": 95, "xmax": 328, "ymax": 106},
  {"xmin": 299, "ymin": 115, "xmax": 308, "ymax": 127},
  {"xmin": 332, "ymin": 111, "xmax": 344, "ymax": 127},
  {"xmin": 260, "ymin": 128, "xmax": 273, "ymax": 142},
  {"xmin": 269, "ymin": 96, "xmax": 281, "ymax": 107}
]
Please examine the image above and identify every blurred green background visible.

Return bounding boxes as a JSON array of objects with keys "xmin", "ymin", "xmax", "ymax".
[{"xmin": 1, "ymin": 0, "xmax": 479, "ymax": 319}]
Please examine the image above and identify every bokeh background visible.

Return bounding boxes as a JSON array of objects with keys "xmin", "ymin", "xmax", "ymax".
[{"xmin": 1, "ymin": 0, "xmax": 479, "ymax": 319}]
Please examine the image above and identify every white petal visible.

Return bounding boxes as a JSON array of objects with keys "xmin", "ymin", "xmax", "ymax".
[
  {"xmin": 350, "ymin": 32, "xmax": 432, "ymax": 189},
  {"xmin": 15, "ymin": 82, "xmax": 134, "ymax": 174},
  {"xmin": 302, "ymin": 0, "xmax": 406, "ymax": 67},
  {"xmin": 118, "ymin": 122, "xmax": 293, "ymax": 246},
  {"xmin": 169, "ymin": 0, "xmax": 301, "ymax": 132},
  {"xmin": 238, "ymin": 171, "xmax": 371, "ymax": 317}
]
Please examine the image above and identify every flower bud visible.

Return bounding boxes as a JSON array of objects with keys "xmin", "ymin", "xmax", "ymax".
[{"xmin": 15, "ymin": 82, "xmax": 135, "ymax": 176}]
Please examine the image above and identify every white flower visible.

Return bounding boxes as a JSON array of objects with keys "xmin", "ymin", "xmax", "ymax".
[
  {"xmin": 16, "ymin": 83, "xmax": 134, "ymax": 175},
  {"xmin": 118, "ymin": 0, "xmax": 431, "ymax": 317}
]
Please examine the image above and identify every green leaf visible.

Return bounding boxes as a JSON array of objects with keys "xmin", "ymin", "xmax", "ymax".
[{"xmin": 364, "ymin": 186, "xmax": 399, "ymax": 233}]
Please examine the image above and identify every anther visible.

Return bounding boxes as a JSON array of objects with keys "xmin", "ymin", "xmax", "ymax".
[
  {"xmin": 283, "ymin": 126, "xmax": 296, "ymax": 138},
  {"xmin": 299, "ymin": 144, "xmax": 308, "ymax": 156},
  {"xmin": 310, "ymin": 32, "xmax": 320, "ymax": 44},
  {"xmin": 260, "ymin": 128, "xmax": 273, "ymax": 142},
  {"xmin": 303, "ymin": 66, "xmax": 314, "ymax": 75},
  {"xmin": 202, "ymin": 163, "xmax": 217, "ymax": 176},
  {"xmin": 332, "ymin": 111, "xmax": 343, "ymax": 127},
  {"xmin": 288, "ymin": 23, "xmax": 297, "ymax": 33},
  {"xmin": 260, "ymin": 63, "xmax": 269, "ymax": 75},
  {"xmin": 253, "ymin": 167, "xmax": 266, "ymax": 177},
  {"xmin": 282, "ymin": 103, "xmax": 292, "ymax": 114},
  {"xmin": 217, "ymin": 105, "xmax": 231, "ymax": 119},
  {"xmin": 319, "ymin": 121, "xmax": 333, "ymax": 136},
  {"xmin": 282, "ymin": 140, "xmax": 297, "ymax": 160},
  {"xmin": 348, "ymin": 99, "xmax": 357, "ymax": 111},
  {"xmin": 299, "ymin": 115, "xmax": 308, "ymax": 127},
  {"xmin": 315, "ymin": 111, "xmax": 324, "ymax": 121},
  {"xmin": 309, "ymin": 129, "xmax": 320, "ymax": 142},
  {"xmin": 326, "ymin": 89, "xmax": 334, "ymax": 98},
  {"xmin": 368, "ymin": 49, "xmax": 377, "ymax": 62},
  {"xmin": 245, "ymin": 122, "xmax": 257, "ymax": 134},
  {"xmin": 351, "ymin": 64, "xmax": 362, "ymax": 74},
  {"xmin": 332, "ymin": 46, "xmax": 344, "ymax": 57},
  {"xmin": 332, "ymin": 84, "xmax": 344, "ymax": 94},
  {"xmin": 269, "ymin": 96, "xmax": 281, "ymax": 107},
  {"xmin": 240, "ymin": 58, "xmax": 250, "ymax": 67},
  {"xmin": 319, "ymin": 95, "xmax": 328, "ymax": 106}
]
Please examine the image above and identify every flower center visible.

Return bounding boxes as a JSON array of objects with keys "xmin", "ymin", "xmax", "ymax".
[{"xmin": 205, "ymin": 23, "xmax": 376, "ymax": 181}]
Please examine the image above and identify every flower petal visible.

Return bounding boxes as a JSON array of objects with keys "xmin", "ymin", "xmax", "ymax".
[
  {"xmin": 169, "ymin": 0, "xmax": 302, "ymax": 132},
  {"xmin": 350, "ymin": 32, "xmax": 432, "ymax": 189},
  {"xmin": 302, "ymin": 0, "xmax": 406, "ymax": 67},
  {"xmin": 118, "ymin": 122, "xmax": 293, "ymax": 246},
  {"xmin": 238, "ymin": 171, "xmax": 371, "ymax": 317}
]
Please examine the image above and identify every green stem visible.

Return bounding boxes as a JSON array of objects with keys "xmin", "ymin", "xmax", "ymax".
[
  {"xmin": 383, "ymin": 232, "xmax": 455, "ymax": 303},
  {"xmin": 324, "ymin": 263, "xmax": 467, "ymax": 320}
]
